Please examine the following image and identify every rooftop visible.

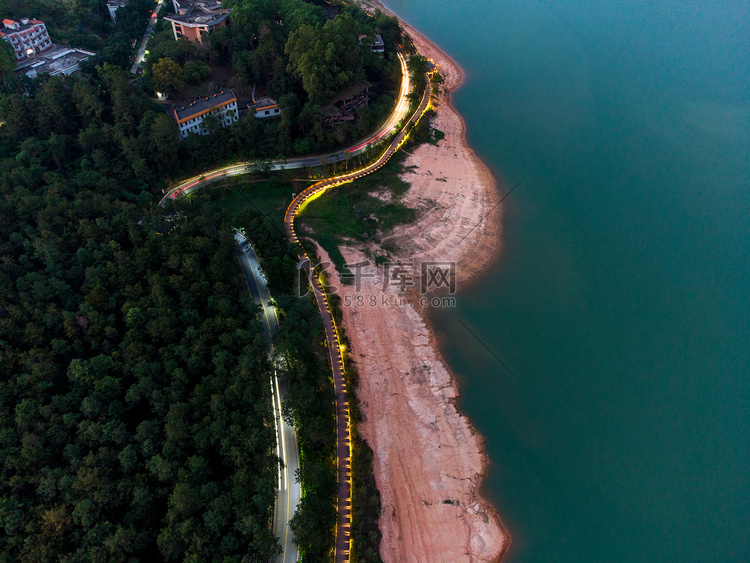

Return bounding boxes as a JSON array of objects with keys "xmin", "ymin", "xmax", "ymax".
[
  {"xmin": 0, "ymin": 17, "xmax": 44, "ymax": 35},
  {"xmin": 174, "ymin": 0, "xmax": 224, "ymax": 12},
  {"xmin": 165, "ymin": 5, "xmax": 230, "ymax": 26},
  {"xmin": 15, "ymin": 46, "xmax": 94, "ymax": 77},
  {"xmin": 174, "ymin": 90, "xmax": 236, "ymax": 122},
  {"xmin": 358, "ymin": 34, "xmax": 384, "ymax": 47},
  {"xmin": 329, "ymin": 81, "xmax": 371, "ymax": 104},
  {"xmin": 251, "ymin": 96, "xmax": 278, "ymax": 110}
]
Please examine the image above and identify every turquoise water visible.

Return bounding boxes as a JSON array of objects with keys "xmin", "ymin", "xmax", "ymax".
[{"xmin": 384, "ymin": 1, "xmax": 750, "ymax": 561}]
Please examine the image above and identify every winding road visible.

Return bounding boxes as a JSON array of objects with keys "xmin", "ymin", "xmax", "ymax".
[
  {"xmin": 165, "ymin": 51, "xmax": 432, "ymax": 562},
  {"xmin": 160, "ymin": 54, "xmax": 411, "ymax": 205},
  {"xmin": 285, "ymin": 69, "xmax": 432, "ymax": 563}
]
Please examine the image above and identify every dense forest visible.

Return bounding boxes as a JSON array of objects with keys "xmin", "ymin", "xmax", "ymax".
[
  {"xmin": 0, "ymin": 59, "xmax": 289, "ymax": 559},
  {"xmin": 0, "ymin": 0, "xmax": 402, "ymax": 559},
  {"xmin": 0, "ymin": 52, "xmax": 345, "ymax": 563},
  {"xmin": 1, "ymin": 0, "xmax": 403, "ymax": 168}
]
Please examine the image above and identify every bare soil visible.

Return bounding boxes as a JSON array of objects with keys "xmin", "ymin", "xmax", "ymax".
[{"xmin": 321, "ymin": 2, "xmax": 511, "ymax": 560}]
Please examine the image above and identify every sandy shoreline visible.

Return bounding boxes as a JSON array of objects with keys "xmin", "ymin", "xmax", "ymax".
[{"xmin": 328, "ymin": 1, "xmax": 511, "ymax": 560}]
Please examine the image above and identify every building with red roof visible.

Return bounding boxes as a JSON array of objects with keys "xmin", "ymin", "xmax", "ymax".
[{"xmin": 0, "ymin": 18, "xmax": 52, "ymax": 60}]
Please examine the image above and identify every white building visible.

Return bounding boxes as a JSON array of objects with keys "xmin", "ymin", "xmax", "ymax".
[
  {"xmin": 371, "ymin": 34, "xmax": 385, "ymax": 56},
  {"xmin": 0, "ymin": 18, "xmax": 52, "ymax": 61},
  {"xmin": 16, "ymin": 46, "xmax": 95, "ymax": 77},
  {"xmin": 173, "ymin": 90, "xmax": 238, "ymax": 138},
  {"xmin": 249, "ymin": 96, "xmax": 280, "ymax": 118}
]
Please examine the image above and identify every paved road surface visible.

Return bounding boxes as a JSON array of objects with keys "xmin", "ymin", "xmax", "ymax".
[
  {"xmin": 283, "ymin": 75, "xmax": 433, "ymax": 563},
  {"xmin": 131, "ymin": 0, "xmax": 164, "ymax": 75},
  {"xmin": 234, "ymin": 233, "xmax": 301, "ymax": 563}
]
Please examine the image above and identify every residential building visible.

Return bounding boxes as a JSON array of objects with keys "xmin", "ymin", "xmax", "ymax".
[
  {"xmin": 249, "ymin": 97, "xmax": 280, "ymax": 119},
  {"xmin": 1, "ymin": 18, "xmax": 52, "ymax": 61},
  {"xmin": 173, "ymin": 90, "xmax": 238, "ymax": 138},
  {"xmin": 164, "ymin": 3, "xmax": 231, "ymax": 44},
  {"xmin": 359, "ymin": 34, "xmax": 384, "ymax": 56},
  {"xmin": 15, "ymin": 46, "xmax": 95, "ymax": 77},
  {"xmin": 320, "ymin": 85, "xmax": 370, "ymax": 129},
  {"xmin": 106, "ymin": 0, "xmax": 130, "ymax": 22}
]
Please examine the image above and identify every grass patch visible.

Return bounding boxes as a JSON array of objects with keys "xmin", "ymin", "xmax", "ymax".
[
  {"xmin": 205, "ymin": 177, "xmax": 297, "ymax": 230},
  {"xmin": 297, "ymin": 155, "xmax": 416, "ymax": 273},
  {"xmin": 298, "ymin": 108, "xmax": 440, "ymax": 274},
  {"xmin": 428, "ymin": 127, "xmax": 445, "ymax": 146},
  {"xmin": 308, "ymin": 234, "xmax": 352, "ymax": 280}
]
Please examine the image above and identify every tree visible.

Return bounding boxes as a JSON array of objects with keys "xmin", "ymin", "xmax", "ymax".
[
  {"xmin": 285, "ymin": 13, "xmax": 365, "ymax": 105},
  {"xmin": 182, "ymin": 60, "xmax": 211, "ymax": 85},
  {"xmin": 231, "ymin": 49, "xmax": 260, "ymax": 85},
  {"xmin": 150, "ymin": 113, "xmax": 180, "ymax": 167},
  {"xmin": 0, "ymin": 39, "xmax": 15, "ymax": 79},
  {"xmin": 375, "ymin": 13, "xmax": 402, "ymax": 50},
  {"xmin": 0, "ymin": 65, "xmax": 284, "ymax": 561},
  {"xmin": 100, "ymin": 33, "xmax": 134, "ymax": 68},
  {"xmin": 152, "ymin": 58, "xmax": 185, "ymax": 94},
  {"xmin": 36, "ymin": 76, "xmax": 77, "ymax": 136},
  {"xmin": 72, "ymin": 77, "xmax": 105, "ymax": 122},
  {"xmin": 115, "ymin": 0, "xmax": 153, "ymax": 39},
  {"xmin": 199, "ymin": 113, "xmax": 221, "ymax": 135}
]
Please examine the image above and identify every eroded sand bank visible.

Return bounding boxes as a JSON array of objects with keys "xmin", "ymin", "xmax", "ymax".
[{"xmin": 320, "ymin": 2, "xmax": 510, "ymax": 560}]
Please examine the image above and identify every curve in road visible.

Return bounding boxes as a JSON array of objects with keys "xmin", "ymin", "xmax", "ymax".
[
  {"xmin": 163, "ymin": 53, "xmax": 432, "ymax": 563},
  {"xmin": 284, "ymin": 74, "xmax": 432, "ymax": 563},
  {"xmin": 160, "ymin": 54, "xmax": 411, "ymax": 204}
]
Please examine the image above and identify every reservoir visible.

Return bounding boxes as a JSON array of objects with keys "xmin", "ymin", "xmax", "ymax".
[{"xmin": 383, "ymin": 1, "xmax": 750, "ymax": 561}]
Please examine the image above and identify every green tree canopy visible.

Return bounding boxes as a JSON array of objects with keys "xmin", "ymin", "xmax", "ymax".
[
  {"xmin": 152, "ymin": 57, "xmax": 185, "ymax": 94},
  {"xmin": 0, "ymin": 40, "xmax": 15, "ymax": 79},
  {"xmin": 285, "ymin": 13, "xmax": 365, "ymax": 105},
  {"xmin": 182, "ymin": 60, "xmax": 211, "ymax": 85}
]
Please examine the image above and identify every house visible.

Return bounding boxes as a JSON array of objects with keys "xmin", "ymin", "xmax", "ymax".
[
  {"xmin": 106, "ymin": 0, "xmax": 130, "ymax": 22},
  {"xmin": 15, "ymin": 46, "xmax": 95, "ymax": 77},
  {"xmin": 173, "ymin": 90, "xmax": 238, "ymax": 138},
  {"xmin": 358, "ymin": 34, "xmax": 384, "ymax": 56},
  {"xmin": 0, "ymin": 18, "xmax": 52, "ymax": 61},
  {"xmin": 321, "ymin": 83, "xmax": 370, "ymax": 129},
  {"xmin": 164, "ymin": 2, "xmax": 231, "ymax": 44},
  {"xmin": 249, "ymin": 97, "xmax": 280, "ymax": 119}
]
